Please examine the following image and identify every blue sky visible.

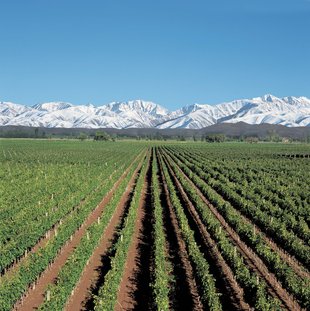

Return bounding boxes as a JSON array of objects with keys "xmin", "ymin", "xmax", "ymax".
[{"xmin": 0, "ymin": 0, "xmax": 309, "ymax": 110}]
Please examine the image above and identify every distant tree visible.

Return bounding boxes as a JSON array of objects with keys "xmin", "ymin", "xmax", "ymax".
[
  {"xmin": 34, "ymin": 128, "xmax": 39, "ymax": 138},
  {"xmin": 110, "ymin": 134, "xmax": 117, "ymax": 142},
  {"xmin": 245, "ymin": 136, "xmax": 259, "ymax": 143},
  {"xmin": 78, "ymin": 132, "xmax": 87, "ymax": 141},
  {"xmin": 94, "ymin": 131, "xmax": 110, "ymax": 141},
  {"xmin": 205, "ymin": 133, "xmax": 226, "ymax": 143},
  {"xmin": 267, "ymin": 130, "xmax": 280, "ymax": 142},
  {"xmin": 155, "ymin": 132, "xmax": 163, "ymax": 141},
  {"xmin": 178, "ymin": 135, "xmax": 186, "ymax": 141}
]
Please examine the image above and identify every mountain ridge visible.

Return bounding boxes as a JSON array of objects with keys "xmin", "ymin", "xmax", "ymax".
[{"xmin": 1, "ymin": 95, "xmax": 310, "ymax": 129}]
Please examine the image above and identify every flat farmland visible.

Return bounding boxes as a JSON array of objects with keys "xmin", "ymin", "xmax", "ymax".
[{"xmin": 0, "ymin": 140, "xmax": 309, "ymax": 311}]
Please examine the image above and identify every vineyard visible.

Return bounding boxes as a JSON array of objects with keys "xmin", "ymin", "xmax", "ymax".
[{"xmin": 0, "ymin": 139, "xmax": 309, "ymax": 311}]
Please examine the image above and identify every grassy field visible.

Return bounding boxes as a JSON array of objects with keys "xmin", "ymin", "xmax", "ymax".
[{"xmin": 0, "ymin": 139, "xmax": 309, "ymax": 310}]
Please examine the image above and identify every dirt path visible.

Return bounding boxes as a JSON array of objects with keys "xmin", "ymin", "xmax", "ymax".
[
  {"xmin": 128, "ymin": 153, "xmax": 154, "ymax": 310},
  {"xmin": 114, "ymin": 153, "xmax": 152, "ymax": 311},
  {"xmin": 14, "ymin": 152, "xmax": 145, "ymax": 311},
  {"xmin": 162, "ymin": 150, "xmax": 302, "ymax": 311},
  {"xmin": 163, "ymin": 154, "xmax": 251, "ymax": 311},
  {"xmin": 65, "ymin": 154, "xmax": 145, "ymax": 311},
  {"xmin": 158, "ymin": 152, "xmax": 204, "ymax": 311}
]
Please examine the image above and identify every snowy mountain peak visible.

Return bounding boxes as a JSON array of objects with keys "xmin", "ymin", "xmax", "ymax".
[
  {"xmin": 106, "ymin": 100, "xmax": 167, "ymax": 113},
  {"xmin": 251, "ymin": 94, "xmax": 280, "ymax": 103},
  {"xmin": 181, "ymin": 103, "xmax": 209, "ymax": 114},
  {"xmin": 32, "ymin": 102, "xmax": 73, "ymax": 112},
  {"xmin": 282, "ymin": 96, "xmax": 310, "ymax": 106},
  {"xmin": 261, "ymin": 94, "xmax": 279, "ymax": 102},
  {"xmin": 1, "ymin": 95, "xmax": 309, "ymax": 129}
]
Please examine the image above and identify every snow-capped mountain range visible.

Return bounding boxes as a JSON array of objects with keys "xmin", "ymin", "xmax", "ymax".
[{"xmin": 1, "ymin": 95, "xmax": 310, "ymax": 129}]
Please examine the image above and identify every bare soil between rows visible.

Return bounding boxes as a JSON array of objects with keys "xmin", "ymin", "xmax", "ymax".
[{"xmin": 114, "ymin": 152, "xmax": 153, "ymax": 311}]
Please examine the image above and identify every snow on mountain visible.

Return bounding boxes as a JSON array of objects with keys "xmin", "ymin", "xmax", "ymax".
[
  {"xmin": 0, "ymin": 101, "xmax": 31, "ymax": 117},
  {"xmin": 156, "ymin": 104, "xmax": 216, "ymax": 129},
  {"xmin": 0, "ymin": 102, "xmax": 32, "ymax": 126},
  {"xmin": 104, "ymin": 100, "xmax": 168, "ymax": 115},
  {"xmin": 102, "ymin": 100, "xmax": 170, "ymax": 127},
  {"xmin": 0, "ymin": 100, "xmax": 169, "ymax": 129},
  {"xmin": 157, "ymin": 99, "xmax": 252, "ymax": 129},
  {"xmin": 219, "ymin": 95, "xmax": 310, "ymax": 127},
  {"xmin": 32, "ymin": 102, "xmax": 74, "ymax": 112},
  {"xmin": 1, "ymin": 95, "xmax": 309, "ymax": 129},
  {"xmin": 157, "ymin": 95, "xmax": 310, "ymax": 129}
]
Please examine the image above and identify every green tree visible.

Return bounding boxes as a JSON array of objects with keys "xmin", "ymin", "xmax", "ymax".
[
  {"xmin": 205, "ymin": 133, "xmax": 226, "ymax": 143},
  {"xmin": 267, "ymin": 130, "xmax": 280, "ymax": 142},
  {"xmin": 94, "ymin": 131, "xmax": 110, "ymax": 141},
  {"xmin": 78, "ymin": 132, "xmax": 87, "ymax": 141}
]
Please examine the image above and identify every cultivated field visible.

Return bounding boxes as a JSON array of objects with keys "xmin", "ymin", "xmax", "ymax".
[{"xmin": 0, "ymin": 140, "xmax": 309, "ymax": 311}]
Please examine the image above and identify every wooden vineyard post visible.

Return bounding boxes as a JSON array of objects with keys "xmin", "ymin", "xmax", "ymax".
[{"xmin": 46, "ymin": 289, "xmax": 51, "ymax": 302}]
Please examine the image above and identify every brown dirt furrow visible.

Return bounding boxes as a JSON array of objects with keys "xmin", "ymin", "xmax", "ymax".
[
  {"xmin": 163, "ymin": 155, "xmax": 251, "ymax": 311},
  {"xmin": 65, "ymin": 153, "xmax": 145, "ymax": 311},
  {"xmin": 14, "ymin": 151, "xmax": 146, "ymax": 311},
  {"xmin": 158, "ymin": 153, "xmax": 204, "ymax": 311},
  {"xmin": 163, "ymin": 151, "xmax": 302, "ymax": 311},
  {"xmin": 114, "ymin": 152, "xmax": 152, "ymax": 311}
]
